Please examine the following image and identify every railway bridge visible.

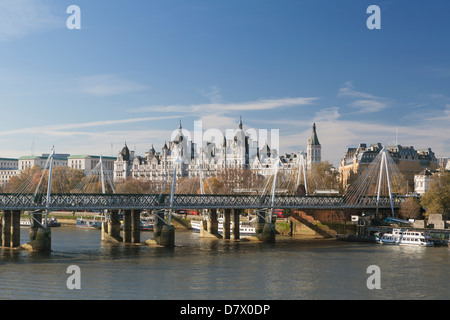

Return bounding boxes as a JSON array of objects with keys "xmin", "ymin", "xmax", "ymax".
[{"xmin": 0, "ymin": 193, "xmax": 402, "ymax": 251}]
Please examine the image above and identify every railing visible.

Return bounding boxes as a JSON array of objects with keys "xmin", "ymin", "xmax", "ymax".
[{"xmin": 0, "ymin": 193, "xmax": 404, "ymax": 211}]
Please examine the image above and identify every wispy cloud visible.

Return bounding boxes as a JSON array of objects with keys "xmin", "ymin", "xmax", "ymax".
[
  {"xmin": 0, "ymin": 115, "xmax": 182, "ymax": 137},
  {"xmin": 338, "ymin": 81, "xmax": 391, "ymax": 113},
  {"xmin": 131, "ymin": 96, "xmax": 318, "ymax": 114},
  {"xmin": 79, "ymin": 74, "xmax": 150, "ymax": 96},
  {"xmin": 0, "ymin": 0, "xmax": 61, "ymax": 41}
]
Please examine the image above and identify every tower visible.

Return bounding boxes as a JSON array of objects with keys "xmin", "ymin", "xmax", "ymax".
[{"xmin": 307, "ymin": 123, "xmax": 321, "ymax": 169}]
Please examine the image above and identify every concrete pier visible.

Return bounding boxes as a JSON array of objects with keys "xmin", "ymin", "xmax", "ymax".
[
  {"xmin": 151, "ymin": 209, "xmax": 175, "ymax": 247},
  {"xmin": 29, "ymin": 212, "xmax": 51, "ymax": 252},
  {"xmin": 260, "ymin": 222, "xmax": 276, "ymax": 243},
  {"xmin": 200, "ymin": 209, "xmax": 221, "ymax": 239},
  {"xmin": 1, "ymin": 210, "xmax": 22, "ymax": 248},
  {"xmin": 120, "ymin": 209, "xmax": 141, "ymax": 244},
  {"xmin": 231, "ymin": 209, "xmax": 240, "ymax": 241},
  {"xmin": 223, "ymin": 209, "xmax": 231, "ymax": 240},
  {"xmin": 11, "ymin": 210, "xmax": 20, "ymax": 247},
  {"xmin": 153, "ymin": 209, "xmax": 165, "ymax": 238},
  {"xmin": 2, "ymin": 210, "xmax": 11, "ymax": 247},
  {"xmin": 131, "ymin": 209, "xmax": 140, "ymax": 244},
  {"xmin": 122, "ymin": 209, "xmax": 132, "ymax": 243},
  {"xmin": 207, "ymin": 209, "xmax": 219, "ymax": 236},
  {"xmin": 158, "ymin": 224, "xmax": 175, "ymax": 247},
  {"xmin": 102, "ymin": 210, "xmax": 122, "ymax": 243},
  {"xmin": 255, "ymin": 210, "xmax": 266, "ymax": 237}
]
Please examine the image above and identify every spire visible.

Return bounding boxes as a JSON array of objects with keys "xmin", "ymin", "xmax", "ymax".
[
  {"xmin": 309, "ymin": 123, "xmax": 320, "ymax": 146},
  {"xmin": 239, "ymin": 116, "xmax": 243, "ymax": 129},
  {"xmin": 179, "ymin": 120, "xmax": 182, "ymax": 130}
]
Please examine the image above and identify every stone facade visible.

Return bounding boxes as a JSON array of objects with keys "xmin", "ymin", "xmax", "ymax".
[
  {"xmin": 113, "ymin": 120, "xmax": 321, "ymax": 186},
  {"xmin": 339, "ymin": 143, "xmax": 438, "ymax": 190}
]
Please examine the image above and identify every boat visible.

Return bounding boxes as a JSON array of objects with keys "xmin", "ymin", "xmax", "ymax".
[
  {"xmin": 375, "ymin": 228, "xmax": 433, "ymax": 247},
  {"xmin": 76, "ymin": 215, "xmax": 107, "ymax": 229},
  {"xmin": 46, "ymin": 217, "xmax": 61, "ymax": 227},
  {"xmin": 140, "ymin": 216, "xmax": 154, "ymax": 231},
  {"xmin": 20, "ymin": 217, "xmax": 61, "ymax": 227},
  {"xmin": 20, "ymin": 219, "xmax": 31, "ymax": 227},
  {"xmin": 190, "ymin": 217, "xmax": 256, "ymax": 236}
]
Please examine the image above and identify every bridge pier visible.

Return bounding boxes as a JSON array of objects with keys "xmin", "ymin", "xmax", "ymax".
[
  {"xmin": 231, "ymin": 209, "xmax": 240, "ymax": 241},
  {"xmin": 151, "ymin": 209, "xmax": 175, "ymax": 247},
  {"xmin": 255, "ymin": 210, "xmax": 266, "ymax": 238},
  {"xmin": 254, "ymin": 209, "xmax": 275, "ymax": 243},
  {"xmin": 102, "ymin": 210, "xmax": 122, "ymax": 243},
  {"xmin": 207, "ymin": 209, "xmax": 219, "ymax": 235},
  {"xmin": 29, "ymin": 212, "xmax": 51, "ymax": 252},
  {"xmin": 1, "ymin": 210, "xmax": 21, "ymax": 248},
  {"xmin": 131, "ymin": 209, "xmax": 141, "ymax": 244},
  {"xmin": 159, "ymin": 224, "xmax": 175, "ymax": 247},
  {"xmin": 121, "ymin": 209, "xmax": 141, "ymax": 244},
  {"xmin": 199, "ymin": 209, "xmax": 221, "ymax": 239},
  {"xmin": 122, "ymin": 209, "xmax": 132, "ymax": 243},
  {"xmin": 223, "ymin": 209, "xmax": 231, "ymax": 240},
  {"xmin": 260, "ymin": 222, "xmax": 276, "ymax": 243},
  {"xmin": 153, "ymin": 209, "xmax": 165, "ymax": 238}
]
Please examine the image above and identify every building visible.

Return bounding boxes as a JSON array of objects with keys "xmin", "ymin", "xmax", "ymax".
[
  {"xmin": 113, "ymin": 120, "xmax": 321, "ymax": 186},
  {"xmin": 306, "ymin": 123, "xmax": 321, "ymax": 169},
  {"xmin": 437, "ymin": 157, "xmax": 450, "ymax": 171},
  {"xmin": 18, "ymin": 154, "xmax": 70, "ymax": 171},
  {"xmin": 339, "ymin": 143, "xmax": 383, "ymax": 188},
  {"xmin": 68, "ymin": 155, "xmax": 116, "ymax": 178},
  {"xmin": 0, "ymin": 157, "xmax": 19, "ymax": 187},
  {"xmin": 339, "ymin": 143, "xmax": 438, "ymax": 190},
  {"xmin": 414, "ymin": 168, "xmax": 434, "ymax": 195}
]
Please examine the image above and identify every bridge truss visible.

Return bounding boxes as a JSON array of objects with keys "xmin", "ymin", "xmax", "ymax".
[{"xmin": 0, "ymin": 193, "xmax": 403, "ymax": 211}]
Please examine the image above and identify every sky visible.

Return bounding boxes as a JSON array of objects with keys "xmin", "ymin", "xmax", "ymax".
[{"xmin": 0, "ymin": 0, "xmax": 449, "ymax": 167}]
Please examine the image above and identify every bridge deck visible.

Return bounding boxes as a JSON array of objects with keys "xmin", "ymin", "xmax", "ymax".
[{"xmin": 0, "ymin": 193, "xmax": 402, "ymax": 211}]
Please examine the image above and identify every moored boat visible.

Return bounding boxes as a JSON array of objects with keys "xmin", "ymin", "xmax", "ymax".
[
  {"xmin": 20, "ymin": 217, "xmax": 61, "ymax": 227},
  {"xmin": 191, "ymin": 217, "xmax": 256, "ymax": 236},
  {"xmin": 76, "ymin": 215, "xmax": 106, "ymax": 229},
  {"xmin": 375, "ymin": 228, "xmax": 433, "ymax": 247},
  {"xmin": 140, "ymin": 216, "xmax": 154, "ymax": 231}
]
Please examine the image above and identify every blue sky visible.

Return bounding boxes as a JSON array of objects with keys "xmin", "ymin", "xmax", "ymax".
[{"xmin": 0, "ymin": 0, "xmax": 449, "ymax": 166}]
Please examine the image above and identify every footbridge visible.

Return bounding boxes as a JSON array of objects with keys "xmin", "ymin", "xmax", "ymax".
[
  {"xmin": 0, "ymin": 193, "xmax": 402, "ymax": 211},
  {"xmin": 0, "ymin": 147, "xmax": 406, "ymax": 252}
]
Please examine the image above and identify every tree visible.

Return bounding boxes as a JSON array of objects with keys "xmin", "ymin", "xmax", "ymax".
[
  {"xmin": 307, "ymin": 161, "xmax": 339, "ymax": 194},
  {"xmin": 115, "ymin": 178, "xmax": 152, "ymax": 194},
  {"xmin": 399, "ymin": 197, "xmax": 422, "ymax": 220},
  {"xmin": 420, "ymin": 171, "xmax": 450, "ymax": 220}
]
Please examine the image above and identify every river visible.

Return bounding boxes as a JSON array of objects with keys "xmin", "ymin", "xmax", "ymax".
[{"xmin": 0, "ymin": 225, "xmax": 449, "ymax": 300}]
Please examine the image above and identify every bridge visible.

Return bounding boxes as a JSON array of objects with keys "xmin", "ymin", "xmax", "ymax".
[
  {"xmin": 0, "ymin": 147, "xmax": 406, "ymax": 251},
  {"xmin": 0, "ymin": 193, "xmax": 402, "ymax": 211}
]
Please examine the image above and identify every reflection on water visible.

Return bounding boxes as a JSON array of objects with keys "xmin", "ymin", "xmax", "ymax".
[{"xmin": 0, "ymin": 226, "xmax": 449, "ymax": 300}]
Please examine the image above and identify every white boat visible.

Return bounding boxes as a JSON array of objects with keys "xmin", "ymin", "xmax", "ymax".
[
  {"xmin": 76, "ymin": 215, "xmax": 107, "ymax": 229},
  {"xmin": 190, "ymin": 217, "xmax": 256, "ymax": 236},
  {"xmin": 140, "ymin": 216, "xmax": 154, "ymax": 231},
  {"xmin": 376, "ymin": 228, "xmax": 433, "ymax": 247},
  {"xmin": 20, "ymin": 217, "xmax": 61, "ymax": 227}
]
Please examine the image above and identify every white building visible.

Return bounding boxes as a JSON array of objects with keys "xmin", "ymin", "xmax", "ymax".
[
  {"xmin": 306, "ymin": 123, "xmax": 321, "ymax": 169},
  {"xmin": 113, "ymin": 120, "xmax": 321, "ymax": 184},
  {"xmin": 414, "ymin": 168, "xmax": 434, "ymax": 195},
  {"xmin": 18, "ymin": 154, "xmax": 69, "ymax": 171},
  {"xmin": 0, "ymin": 157, "xmax": 19, "ymax": 186},
  {"xmin": 68, "ymin": 155, "xmax": 116, "ymax": 178}
]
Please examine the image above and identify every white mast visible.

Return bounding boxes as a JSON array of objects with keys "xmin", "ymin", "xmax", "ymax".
[{"xmin": 44, "ymin": 147, "xmax": 55, "ymax": 228}]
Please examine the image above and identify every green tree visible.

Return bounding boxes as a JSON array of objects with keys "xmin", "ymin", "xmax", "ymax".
[
  {"xmin": 420, "ymin": 171, "xmax": 450, "ymax": 219},
  {"xmin": 307, "ymin": 161, "xmax": 339, "ymax": 194},
  {"xmin": 399, "ymin": 196, "xmax": 422, "ymax": 220}
]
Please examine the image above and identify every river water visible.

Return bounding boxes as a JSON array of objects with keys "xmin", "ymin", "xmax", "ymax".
[{"xmin": 0, "ymin": 225, "xmax": 449, "ymax": 300}]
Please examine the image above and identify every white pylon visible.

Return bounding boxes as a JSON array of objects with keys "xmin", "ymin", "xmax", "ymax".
[
  {"xmin": 296, "ymin": 151, "xmax": 308, "ymax": 195},
  {"xmin": 376, "ymin": 148, "xmax": 395, "ymax": 217}
]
